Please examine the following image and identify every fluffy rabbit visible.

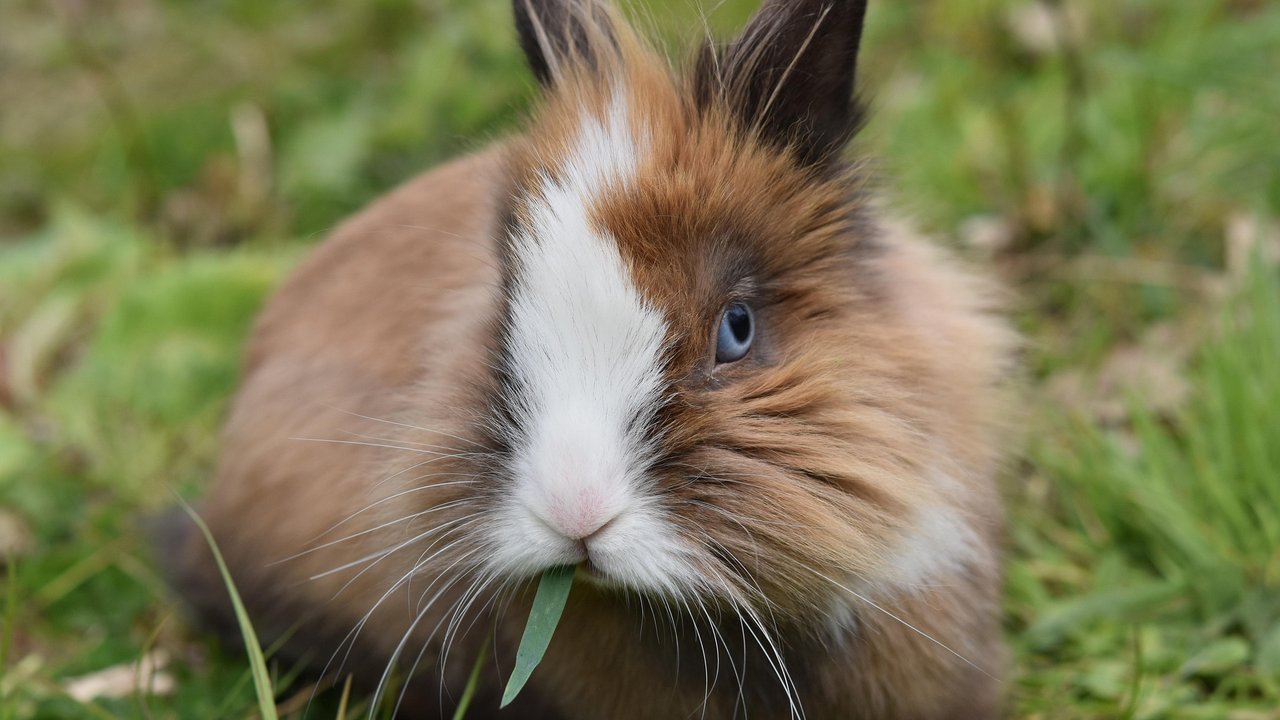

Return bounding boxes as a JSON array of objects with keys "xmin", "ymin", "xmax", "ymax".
[{"xmin": 166, "ymin": 1, "xmax": 1016, "ymax": 717}]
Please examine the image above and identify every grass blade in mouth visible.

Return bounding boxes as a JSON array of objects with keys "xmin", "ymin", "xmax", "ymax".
[{"xmin": 500, "ymin": 565, "xmax": 576, "ymax": 708}]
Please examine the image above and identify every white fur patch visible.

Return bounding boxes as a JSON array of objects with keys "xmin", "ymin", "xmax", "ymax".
[
  {"xmin": 486, "ymin": 96, "xmax": 701, "ymax": 596},
  {"xmin": 824, "ymin": 501, "xmax": 980, "ymax": 640},
  {"xmin": 890, "ymin": 503, "xmax": 980, "ymax": 590}
]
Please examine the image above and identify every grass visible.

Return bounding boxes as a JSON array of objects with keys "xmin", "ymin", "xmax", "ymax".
[
  {"xmin": 177, "ymin": 500, "xmax": 278, "ymax": 720},
  {"xmin": 1009, "ymin": 263, "xmax": 1280, "ymax": 717},
  {"xmin": 1, "ymin": 0, "xmax": 1277, "ymax": 717},
  {"xmin": 499, "ymin": 566, "xmax": 575, "ymax": 709}
]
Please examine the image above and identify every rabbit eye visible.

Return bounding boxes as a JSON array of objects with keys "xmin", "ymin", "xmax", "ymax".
[{"xmin": 715, "ymin": 302, "xmax": 754, "ymax": 364}]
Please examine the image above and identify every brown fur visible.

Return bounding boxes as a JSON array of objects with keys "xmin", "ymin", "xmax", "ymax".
[{"xmin": 169, "ymin": 3, "xmax": 1016, "ymax": 718}]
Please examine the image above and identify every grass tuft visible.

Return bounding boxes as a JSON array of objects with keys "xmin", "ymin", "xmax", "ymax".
[{"xmin": 1010, "ymin": 262, "xmax": 1280, "ymax": 715}]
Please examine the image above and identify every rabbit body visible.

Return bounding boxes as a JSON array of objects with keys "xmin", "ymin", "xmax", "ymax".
[{"xmin": 168, "ymin": 2, "xmax": 1016, "ymax": 718}]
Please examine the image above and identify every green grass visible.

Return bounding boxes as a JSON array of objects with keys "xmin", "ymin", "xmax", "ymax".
[
  {"xmin": 1, "ymin": 0, "xmax": 1278, "ymax": 717},
  {"xmin": 500, "ymin": 566, "xmax": 575, "ymax": 709},
  {"xmin": 178, "ymin": 500, "xmax": 278, "ymax": 720},
  {"xmin": 1009, "ymin": 264, "xmax": 1280, "ymax": 717}
]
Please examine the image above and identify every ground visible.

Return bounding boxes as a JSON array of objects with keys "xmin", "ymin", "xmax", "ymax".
[{"xmin": 1, "ymin": 0, "xmax": 1278, "ymax": 718}]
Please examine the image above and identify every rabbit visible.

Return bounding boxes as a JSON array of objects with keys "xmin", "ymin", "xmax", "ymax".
[{"xmin": 163, "ymin": 0, "xmax": 1017, "ymax": 718}]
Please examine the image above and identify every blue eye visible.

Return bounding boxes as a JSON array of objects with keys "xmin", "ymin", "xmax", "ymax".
[{"xmin": 715, "ymin": 303, "xmax": 754, "ymax": 364}]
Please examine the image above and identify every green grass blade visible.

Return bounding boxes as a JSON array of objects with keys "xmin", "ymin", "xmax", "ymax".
[
  {"xmin": 452, "ymin": 630, "xmax": 490, "ymax": 720},
  {"xmin": 335, "ymin": 674, "xmax": 353, "ymax": 720},
  {"xmin": 1, "ymin": 560, "xmax": 16, "ymax": 720},
  {"xmin": 500, "ymin": 566, "xmax": 575, "ymax": 708},
  {"xmin": 177, "ymin": 498, "xmax": 279, "ymax": 720}
]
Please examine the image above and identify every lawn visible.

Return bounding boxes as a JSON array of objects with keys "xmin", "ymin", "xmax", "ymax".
[{"xmin": 1, "ymin": 0, "xmax": 1278, "ymax": 717}]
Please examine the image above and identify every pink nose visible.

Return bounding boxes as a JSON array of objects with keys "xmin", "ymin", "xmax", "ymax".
[{"xmin": 538, "ymin": 500, "xmax": 617, "ymax": 541}]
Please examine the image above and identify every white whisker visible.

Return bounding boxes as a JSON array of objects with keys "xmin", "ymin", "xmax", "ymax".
[
  {"xmin": 806, "ymin": 566, "xmax": 997, "ymax": 681},
  {"xmin": 323, "ymin": 406, "xmax": 490, "ymax": 451},
  {"xmin": 289, "ymin": 436, "xmax": 462, "ymax": 457},
  {"xmin": 316, "ymin": 535, "xmax": 479, "ymax": 696},
  {"xmin": 368, "ymin": 549, "xmax": 483, "ymax": 714},
  {"xmin": 270, "ymin": 498, "xmax": 474, "ymax": 566}
]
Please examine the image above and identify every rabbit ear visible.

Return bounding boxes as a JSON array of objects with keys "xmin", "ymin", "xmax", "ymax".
[
  {"xmin": 513, "ymin": 0, "xmax": 616, "ymax": 87},
  {"xmin": 695, "ymin": 0, "xmax": 869, "ymax": 165}
]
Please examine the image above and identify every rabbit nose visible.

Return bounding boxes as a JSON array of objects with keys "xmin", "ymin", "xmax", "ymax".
[
  {"xmin": 534, "ymin": 492, "xmax": 619, "ymax": 542},
  {"xmin": 556, "ymin": 511, "xmax": 615, "ymax": 542}
]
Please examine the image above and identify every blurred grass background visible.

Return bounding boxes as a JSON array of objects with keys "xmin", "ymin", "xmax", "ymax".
[{"xmin": 1, "ymin": 0, "xmax": 1278, "ymax": 717}]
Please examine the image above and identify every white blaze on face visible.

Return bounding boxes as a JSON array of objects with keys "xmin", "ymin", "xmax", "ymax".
[{"xmin": 489, "ymin": 95, "xmax": 698, "ymax": 596}]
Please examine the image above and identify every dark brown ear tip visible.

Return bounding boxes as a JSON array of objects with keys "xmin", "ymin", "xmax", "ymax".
[
  {"xmin": 690, "ymin": 0, "xmax": 871, "ymax": 168},
  {"xmin": 513, "ymin": 0, "xmax": 555, "ymax": 85},
  {"xmin": 512, "ymin": 0, "xmax": 618, "ymax": 87}
]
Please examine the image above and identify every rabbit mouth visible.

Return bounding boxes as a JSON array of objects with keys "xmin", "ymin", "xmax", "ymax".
[
  {"xmin": 498, "ymin": 492, "xmax": 702, "ymax": 594},
  {"xmin": 576, "ymin": 558, "xmax": 609, "ymax": 584}
]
